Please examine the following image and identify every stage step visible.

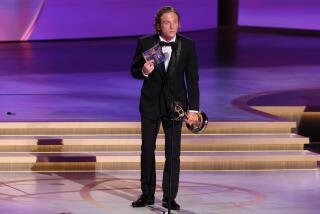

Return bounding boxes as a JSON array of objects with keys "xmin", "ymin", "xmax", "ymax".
[
  {"xmin": 0, "ymin": 151, "xmax": 319, "ymax": 171},
  {"xmin": 0, "ymin": 134, "xmax": 308, "ymax": 152},
  {"xmin": 0, "ymin": 121, "xmax": 296, "ymax": 135},
  {"xmin": 0, "ymin": 121, "xmax": 318, "ymax": 171}
]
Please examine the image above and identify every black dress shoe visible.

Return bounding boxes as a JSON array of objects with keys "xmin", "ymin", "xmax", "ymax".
[
  {"xmin": 131, "ymin": 195, "xmax": 154, "ymax": 207},
  {"xmin": 162, "ymin": 198, "xmax": 180, "ymax": 210}
]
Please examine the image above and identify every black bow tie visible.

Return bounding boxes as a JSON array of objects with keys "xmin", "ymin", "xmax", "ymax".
[{"xmin": 159, "ymin": 41, "xmax": 177, "ymax": 51}]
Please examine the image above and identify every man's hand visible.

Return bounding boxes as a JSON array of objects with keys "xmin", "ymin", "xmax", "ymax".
[
  {"xmin": 185, "ymin": 112, "xmax": 199, "ymax": 126},
  {"xmin": 142, "ymin": 60, "xmax": 155, "ymax": 76}
]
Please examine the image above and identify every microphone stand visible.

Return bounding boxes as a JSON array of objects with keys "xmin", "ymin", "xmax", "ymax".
[
  {"xmin": 167, "ymin": 114, "xmax": 175, "ymax": 214},
  {"xmin": 166, "ymin": 101, "xmax": 183, "ymax": 214},
  {"xmin": 163, "ymin": 46, "xmax": 179, "ymax": 214}
]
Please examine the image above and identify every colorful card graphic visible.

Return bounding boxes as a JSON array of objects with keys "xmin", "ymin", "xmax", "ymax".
[{"xmin": 142, "ymin": 43, "xmax": 165, "ymax": 64}]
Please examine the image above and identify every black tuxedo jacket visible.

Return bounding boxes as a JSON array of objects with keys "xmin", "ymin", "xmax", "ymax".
[{"xmin": 131, "ymin": 33, "xmax": 199, "ymax": 119}]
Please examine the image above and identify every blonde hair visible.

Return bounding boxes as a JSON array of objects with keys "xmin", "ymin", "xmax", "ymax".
[{"xmin": 154, "ymin": 6, "xmax": 180, "ymax": 34}]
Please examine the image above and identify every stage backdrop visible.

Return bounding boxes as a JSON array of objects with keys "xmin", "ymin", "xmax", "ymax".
[
  {"xmin": 0, "ymin": 0, "xmax": 217, "ymax": 42},
  {"xmin": 239, "ymin": 0, "xmax": 320, "ymax": 30}
]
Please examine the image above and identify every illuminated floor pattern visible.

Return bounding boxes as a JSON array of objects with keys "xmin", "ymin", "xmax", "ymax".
[{"xmin": 0, "ymin": 170, "xmax": 320, "ymax": 214}]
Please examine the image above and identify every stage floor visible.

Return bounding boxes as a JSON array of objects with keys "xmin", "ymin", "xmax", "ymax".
[
  {"xmin": 0, "ymin": 170, "xmax": 319, "ymax": 214},
  {"xmin": 1, "ymin": 29, "xmax": 320, "ymax": 214},
  {"xmin": 1, "ymin": 29, "xmax": 320, "ymax": 122}
]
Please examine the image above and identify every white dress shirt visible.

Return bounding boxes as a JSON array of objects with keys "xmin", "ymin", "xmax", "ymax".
[{"xmin": 159, "ymin": 35, "xmax": 176, "ymax": 71}]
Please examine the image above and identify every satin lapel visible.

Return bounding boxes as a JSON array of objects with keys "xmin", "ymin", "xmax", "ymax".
[
  {"xmin": 176, "ymin": 34, "xmax": 182, "ymax": 67},
  {"xmin": 166, "ymin": 35, "xmax": 181, "ymax": 79},
  {"xmin": 158, "ymin": 62, "xmax": 166, "ymax": 78}
]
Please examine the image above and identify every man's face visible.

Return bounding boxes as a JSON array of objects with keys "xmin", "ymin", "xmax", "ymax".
[{"xmin": 159, "ymin": 12, "xmax": 179, "ymax": 41}]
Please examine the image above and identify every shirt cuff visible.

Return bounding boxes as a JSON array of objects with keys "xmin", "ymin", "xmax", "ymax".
[
  {"xmin": 188, "ymin": 110, "xmax": 199, "ymax": 113},
  {"xmin": 142, "ymin": 68, "xmax": 149, "ymax": 77}
]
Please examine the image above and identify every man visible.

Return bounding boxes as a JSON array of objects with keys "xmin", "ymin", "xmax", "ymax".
[{"xmin": 131, "ymin": 6, "xmax": 200, "ymax": 210}]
